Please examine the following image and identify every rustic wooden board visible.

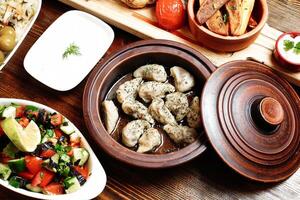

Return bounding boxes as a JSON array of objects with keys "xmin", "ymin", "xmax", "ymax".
[{"xmin": 59, "ymin": 0, "xmax": 300, "ymax": 86}]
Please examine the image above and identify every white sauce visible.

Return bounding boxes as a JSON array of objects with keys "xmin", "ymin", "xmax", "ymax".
[{"xmin": 278, "ymin": 35, "xmax": 300, "ymax": 64}]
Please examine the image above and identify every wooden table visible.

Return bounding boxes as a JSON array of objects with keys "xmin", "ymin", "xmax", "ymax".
[{"xmin": 1, "ymin": 1, "xmax": 300, "ymax": 199}]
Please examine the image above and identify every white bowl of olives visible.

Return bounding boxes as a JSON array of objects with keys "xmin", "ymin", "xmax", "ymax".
[{"xmin": 0, "ymin": 0, "xmax": 42, "ymax": 70}]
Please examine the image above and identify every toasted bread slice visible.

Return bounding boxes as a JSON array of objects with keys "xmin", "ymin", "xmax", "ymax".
[
  {"xmin": 206, "ymin": 10, "xmax": 229, "ymax": 35},
  {"xmin": 226, "ymin": 0, "xmax": 242, "ymax": 35},
  {"xmin": 196, "ymin": 0, "xmax": 231, "ymax": 25}
]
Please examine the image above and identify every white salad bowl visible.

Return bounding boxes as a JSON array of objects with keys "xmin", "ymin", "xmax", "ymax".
[
  {"xmin": 0, "ymin": 98, "xmax": 107, "ymax": 200},
  {"xmin": 0, "ymin": 0, "xmax": 42, "ymax": 70}
]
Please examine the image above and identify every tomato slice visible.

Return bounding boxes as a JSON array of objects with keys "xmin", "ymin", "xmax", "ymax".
[
  {"xmin": 54, "ymin": 129, "xmax": 63, "ymax": 138},
  {"xmin": 18, "ymin": 171, "xmax": 34, "ymax": 180},
  {"xmin": 32, "ymin": 169, "xmax": 55, "ymax": 187},
  {"xmin": 18, "ymin": 117, "xmax": 30, "ymax": 128},
  {"xmin": 73, "ymin": 165, "xmax": 89, "ymax": 180},
  {"xmin": 40, "ymin": 149, "xmax": 56, "ymax": 158},
  {"xmin": 50, "ymin": 114, "xmax": 63, "ymax": 126},
  {"xmin": 16, "ymin": 105, "xmax": 25, "ymax": 118},
  {"xmin": 42, "ymin": 183, "xmax": 64, "ymax": 195},
  {"xmin": 25, "ymin": 156, "xmax": 43, "ymax": 175}
]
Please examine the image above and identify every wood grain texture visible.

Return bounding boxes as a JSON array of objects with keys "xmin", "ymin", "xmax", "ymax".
[
  {"xmin": 268, "ymin": 0, "xmax": 300, "ymax": 32},
  {"xmin": 58, "ymin": 0, "xmax": 300, "ymax": 87},
  {"xmin": 0, "ymin": 0, "xmax": 300, "ymax": 200}
]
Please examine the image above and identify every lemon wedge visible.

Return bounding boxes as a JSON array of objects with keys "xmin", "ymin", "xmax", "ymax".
[{"xmin": 1, "ymin": 118, "xmax": 41, "ymax": 152}]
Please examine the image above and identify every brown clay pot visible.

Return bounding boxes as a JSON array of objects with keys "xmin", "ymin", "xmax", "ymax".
[{"xmin": 83, "ymin": 39, "xmax": 215, "ymax": 168}]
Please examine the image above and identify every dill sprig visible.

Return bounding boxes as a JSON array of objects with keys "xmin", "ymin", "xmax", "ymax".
[{"xmin": 62, "ymin": 42, "xmax": 81, "ymax": 59}]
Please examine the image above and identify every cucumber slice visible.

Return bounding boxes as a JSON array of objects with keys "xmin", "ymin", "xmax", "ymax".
[
  {"xmin": 2, "ymin": 106, "xmax": 16, "ymax": 118},
  {"xmin": 8, "ymin": 158, "xmax": 26, "ymax": 173},
  {"xmin": 72, "ymin": 148, "xmax": 89, "ymax": 166},
  {"xmin": 51, "ymin": 153, "xmax": 60, "ymax": 164},
  {"xmin": 60, "ymin": 121, "xmax": 75, "ymax": 135},
  {"xmin": 0, "ymin": 163, "xmax": 12, "ymax": 180},
  {"xmin": 64, "ymin": 177, "xmax": 81, "ymax": 194},
  {"xmin": 26, "ymin": 184, "xmax": 42, "ymax": 193},
  {"xmin": 3, "ymin": 142, "xmax": 19, "ymax": 158}
]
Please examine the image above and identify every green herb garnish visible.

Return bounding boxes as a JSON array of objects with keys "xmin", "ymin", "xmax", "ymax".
[
  {"xmin": 294, "ymin": 42, "xmax": 300, "ymax": 55},
  {"xmin": 223, "ymin": 13, "xmax": 229, "ymax": 24},
  {"xmin": 63, "ymin": 42, "xmax": 81, "ymax": 59},
  {"xmin": 284, "ymin": 40, "xmax": 294, "ymax": 51},
  {"xmin": 283, "ymin": 40, "xmax": 300, "ymax": 55}
]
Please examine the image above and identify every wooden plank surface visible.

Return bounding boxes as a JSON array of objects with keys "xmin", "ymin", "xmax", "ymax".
[
  {"xmin": 58, "ymin": 0, "xmax": 300, "ymax": 86},
  {"xmin": 0, "ymin": 0, "xmax": 300, "ymax": 200}
]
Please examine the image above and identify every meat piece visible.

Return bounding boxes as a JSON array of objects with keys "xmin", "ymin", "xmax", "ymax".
[
  {"xmin": 122, "ymin": 99, "xmax": 155, "ymax": 124},
  {"xmin": 122, "ymin": 120, "xmax": 151, "ymax": 147},
  {"xmin": 170, "ymin": 66, "xmax": 195, "ymax": 92},
  {"xmin": 120, "ymin": 0, "xmax": 156, "ymax": 8},
  {"xmin": 137, "ymin": 128, "xmax": 161, "ymax": 153},
  {"xmin": 133, "ymin": 64, "xmax": 167, "ymax": 82},
  {"xmin": 116, "ymin": 78, "xmax": 142, "ymax": 103},
  {"xmin": 206, "ymin": 10, "xmax": 229, "ymax": 36},
  {"xmin": 138, "ymin": 81, "xmax": 175, "ymax": 103},
  {"xmin": 165, "ymin": 92, "xmax": 189, "ymax": 121},
  {"xmin": 196, "ymin": 0, "xmax": 230, "ymax": 25},
  {"xmin": 102, "ymin": 100, "xmax": 119, "ymax": 133},
  {"xmin": 187, "ymin": 96, "xmax": 202, "ymax": 129},
  {"xmin": 148, "ymin": 98, "xmax": 177, "ymax": 125},
  {"xmin": 163, "ymin": 124, "xmax": 198, "ymax": 144}
]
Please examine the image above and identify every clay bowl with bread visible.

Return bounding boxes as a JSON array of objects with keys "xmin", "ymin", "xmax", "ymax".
[
  {"xmin": 187, "ymin": 0, "xmax": 268, "ymax": 52},
  {"xmin": 83, "ymin": 40, "xmax": 215, "ymax": 168}
]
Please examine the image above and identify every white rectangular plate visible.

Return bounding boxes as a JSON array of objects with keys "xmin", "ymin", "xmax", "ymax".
[{"xmin": 24, "ymin": 10, "xmax": 114, "ymax": 91}]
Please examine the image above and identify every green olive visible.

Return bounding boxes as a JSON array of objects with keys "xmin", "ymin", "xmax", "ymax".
[
  {"xmin": 0, "ymin": 35, "xmax": 16, "ymax": 52},
  {"xmin": 0, "ymin": 50, "xmax": 4, "ymax": 64},
  {"xmin": 0, "ymin": 26, "xmax": 16, "ymax": 39}
]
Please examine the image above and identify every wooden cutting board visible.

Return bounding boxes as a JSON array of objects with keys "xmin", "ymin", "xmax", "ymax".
[{"xmin": 59, "ymin": 0, "xmax": 300, "ymax": 86}]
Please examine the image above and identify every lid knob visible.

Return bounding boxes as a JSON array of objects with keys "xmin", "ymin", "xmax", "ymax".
[
  {"xmin": 259, "ymin": 97, "xmax": 284, "ymax": 126},
  {"xmin": 250, "ymin": 97, "xmax": 284, "ymax": 133}
]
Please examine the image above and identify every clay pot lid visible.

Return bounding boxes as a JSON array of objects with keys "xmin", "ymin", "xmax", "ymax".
[{"xmin": 201, "ymin": 60, "xmax": 300, "ymax": 182}]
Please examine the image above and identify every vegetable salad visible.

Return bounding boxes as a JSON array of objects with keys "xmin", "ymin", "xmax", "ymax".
[{"xmin": 0, "ymin": 103, "xmax": 90, "ymax": 195}]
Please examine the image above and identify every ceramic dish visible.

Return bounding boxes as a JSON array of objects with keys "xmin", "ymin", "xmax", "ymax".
[
  {"xmin": 187, "ymin": 0, "xmax": 268, "ymax": 52},
  {"xmin": 274, "ymin": 32, "xmax": 300, "ymax": 71},
  {"xmin": 0, "ymin": 98, "xmax": 106, "ymax": 200},
  {"xmin": 24, "ymin": 10, "xmax": 114, "ymax": 91},
  {"xmin": 83, "ymin": 40, "xmax": 216, "ymax": 168},
  {"xmin": 0, "ymin": 0, "xmax": 42, "ymax": 70}
]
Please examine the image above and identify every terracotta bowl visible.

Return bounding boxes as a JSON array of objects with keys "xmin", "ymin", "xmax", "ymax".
[
  {"xmin": 83, "ymin": 40, "xmax": 215, "ymax": 168},
  {"xmin": 187, "ymin": 0, "xmax": 268, "ymax": 52}
]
